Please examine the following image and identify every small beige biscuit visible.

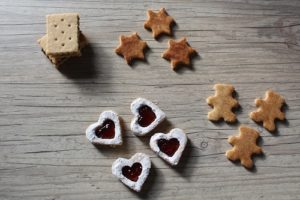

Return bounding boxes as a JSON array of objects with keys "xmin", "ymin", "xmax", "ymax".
[
  {"xmin": 46, "ymin": 13, "xmax": 80, "ymax": 56},
  {"xmin": 115, "ymin": 32, "xmax": 148, "ymax": 65},
  {"xmin": 144, "ymin": 8, "xmax": 175, "ymax": 39},
  {"xmin": 38, "ymin": 32, "xmax": 87, "ymax": 55},
  {"xmin": 206, "ymin": 84, "xmax": 239, "ymax": 122},
  {"xmin": 226, "ymin": 125, "xmax": 262, "ymax": 169},
  {"xmin": 162, "ymin": 38, "xmax": 197, "ymax": 70},
  {"xmin": 38, "ymin": 35, "xmax": 70, "ymax": 65},
  {"xmin": 38, "ymin": 33, "xmax": 87, "ymax": 66},
  {"xmin": 250, "ymin": 90, "xmax": 285, "ymax": 132}
]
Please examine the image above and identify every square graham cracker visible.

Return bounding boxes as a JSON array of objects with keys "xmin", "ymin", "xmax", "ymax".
[
  {"xmin": 46, "ymin": 13, "xmax": 80, "ymax": 56},
  {"xmin": 38, "ymin": 33, "xmax": 87, "ymax": 66},
  {"xmin": 38, "ymin": 35, "xmax": 70, "ymax": 66}
]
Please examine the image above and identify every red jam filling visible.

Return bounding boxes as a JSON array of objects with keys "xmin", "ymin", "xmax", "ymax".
[
  {"xmin": 138, "ymin": 105, "xmax": 156, "ymax": 127},
  {"xmin": 122, "ymin": 162, "xmax": 143, "ymax": 182},
  {"xmin": 157, "ymin": 138, "xmax": 180, "ymax": 157},
  {"xmin": 95, "ymin": 119, "xmax": 115, "ymax": 139}
]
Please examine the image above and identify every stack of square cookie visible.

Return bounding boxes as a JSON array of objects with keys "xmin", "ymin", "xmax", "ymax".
[{"xmin": 38, "ymin": 13, "xmax": 87, "ymax": 66}]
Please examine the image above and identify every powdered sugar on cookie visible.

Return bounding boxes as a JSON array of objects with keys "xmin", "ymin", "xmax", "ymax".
[
  {"xmin": 150, "ymin": 128, "xmax": 187, "ymax": 165},
  {"xmin": 112, "ymin": 153, "xmax": 151, "ymax": 192},
  {"xmin": 86, "ymin": 110, "xmax": 122, "ymax": 146},
  {"xmin": 131, "ymin": 98, "xmax": 166, "ymax": 136}
]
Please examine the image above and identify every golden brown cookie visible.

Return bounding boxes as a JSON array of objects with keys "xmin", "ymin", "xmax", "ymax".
[
  {"xmin": 144, "ymin": 8, "xmax": 174, "ymax": 39},
  {"xmin": 206, "ymin": 84, "xmax": 239, "ymax": 122},
  {"xmin": 115, "ymin": 32, "xmax": 148, "ymax": 65},
  {"xmin": 250, "ymin": 90, "xmax": 285, "ymax": 132},
  {"xmin": 162, "ymin": 38, "xmax": 196, "ymax": 69},
  {"xmin": 226, "ymin": 125, "xmax": 262, "ymax": 169},
  {"xmin": 46, "ymin": 13, "xmax": 80, "ymax": 56}
]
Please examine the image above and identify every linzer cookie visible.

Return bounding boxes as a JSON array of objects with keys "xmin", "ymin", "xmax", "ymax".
[
  {"xmin": 144, "ymin": 8, "xmax": 175, "ymax": 39},
  {"xmin": 85, "ymin": 111, "xmax": 122, "ymax": 146},
  {"xmin": 130, "ymin": 98, "xmax": 166, "ymax": 136},
  {"xmin": 112, "ymin": 153, "xmax": 151, "ymax": 192},
  {"xmin": 250, "ymin": 90, "xmax": 285, "ymax": 132},
  {"xmin": 115, "ymin": 32, "xmax": 148, "ymax": 65},
  {"xmin": 206, "ymin": 84, "xmax": 239, "ymax": 122},
  {"xmin": 162, "ymin": 38, "xmax": 197, "ymax": 70},
  {"xmin": 226, "ymin": 125, "xmax": 262, "ymax": 169},
  {"xmin": 46, "ymin": 13, "xmax": 80, "ymax": 56},
  {"xmin": 150, "ymin": 128, "xmax": 187, "ymax": 166}
]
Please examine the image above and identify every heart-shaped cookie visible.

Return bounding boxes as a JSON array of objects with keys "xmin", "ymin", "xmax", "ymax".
[
  {"xmin": 112, "ymin": 153, "xmax": 151, "ymax": 192},
  {"xmin": 131, "ymin": 98, "xmax": 166, "ymax": 136},
  {"xmin": 85, "ymin": 111, "xmax": 122, "ymax": 145},
  {"xmin": 150, "ymin": 128, "xmax": 187, "ymax": 165}
]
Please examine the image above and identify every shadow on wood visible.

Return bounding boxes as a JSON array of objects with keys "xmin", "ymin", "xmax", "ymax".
[
  {"xmin": 151, "ymin": 119, "xmax": 174, "ymax": 135},
  {"xmin": 58, "ymin": 44, "xmax": 98, "ymax": 80},
  {"xmin": 273, "ymin": 102, "xmax": 289, "ymax": 136},
  {"xmin": 128, "ymin": 162, "xmax": 163, "ymax": 199},
  {"xmin": 174, "ymin": 52, "xmax": 201, "ymax": 74},
  {"xmin": 57, "ymin": 43, "xmax": 114, "ymax": 94},
  {"xmin": 172, "ymin": 139, "xmax": 198, "ymax": 181},
  {"xmin": 210, "ymin": 118, "xmax": 240, "ymax": 128}
]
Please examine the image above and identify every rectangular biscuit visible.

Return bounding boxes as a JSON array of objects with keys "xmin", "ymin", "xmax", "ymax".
[
  {"xmin": 38, "ymin": 35, "xmax": 70, "ymax": 65},
  {"xmin": 38, "ymin": 33, "xmax": 87, "ymax": 66},
  {"xmin": 46, "ymin": 13, "xmax": 80, "ymax": 56}
]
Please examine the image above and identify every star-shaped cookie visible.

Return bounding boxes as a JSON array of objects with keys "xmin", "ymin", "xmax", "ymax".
[
  {"xmin": 162, "ymin": 38, "xmax": 197, "ymax": 70},
  {"xmin": 226, "ymin": 125, "xmax": 263, "ymax": 169},
  {"xmin": 250, "ymin": 90, "xmax": 285, "ymax": 132},
  {"xmin": 206, "ymin": 84, "xmax": 239, "ymax": 122},
  {"xmin": 115, "ymin": 33, "xmax": 148, "ymax": 65},
  {"xmin": 144, "ymin": 8, "xmax": 175, "ymax": 39}
]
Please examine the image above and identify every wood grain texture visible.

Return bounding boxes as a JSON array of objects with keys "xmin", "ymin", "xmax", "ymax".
[{"xmin": 0, "ymin": 0, "xmax": 300, "ymax": 199}]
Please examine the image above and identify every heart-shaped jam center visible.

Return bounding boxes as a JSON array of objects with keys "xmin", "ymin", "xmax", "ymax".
[
  {"xmin": 138, "ymin": 105, "xmax": 156, "ymax": 127},
  {"xmin": 95, "ymin": 119, "xmax": 115, "ymax": 139},
  {"xmin": 157, "ymin": 138, "xmax": 180, "ymax": 157},
  {"xmin": 122, "ymin": 162, "xmax": 143, "ymax": 182}
]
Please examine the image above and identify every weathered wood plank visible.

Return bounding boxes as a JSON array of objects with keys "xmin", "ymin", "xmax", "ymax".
[{"xmin": 0, "ymin": 0, "xmax": 300, "ymax": 199}]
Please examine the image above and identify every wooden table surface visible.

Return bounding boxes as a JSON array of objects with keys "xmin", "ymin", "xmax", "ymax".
[{"xmin": 1, "ymin": 0, "xmax": 300, "ymax": 199}]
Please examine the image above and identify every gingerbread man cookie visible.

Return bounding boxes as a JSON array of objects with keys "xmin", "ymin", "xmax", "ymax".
[
  {"xmin": 250, "ymin": 90, "xmax": 285, "ymax": 132},
  {"xmin": 206, "ymin": 84, "xmax": 239, "ymax": 122},
  {"xmin": 226, "ymin": 125, "xmax": 263, "ymax": 169}
]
